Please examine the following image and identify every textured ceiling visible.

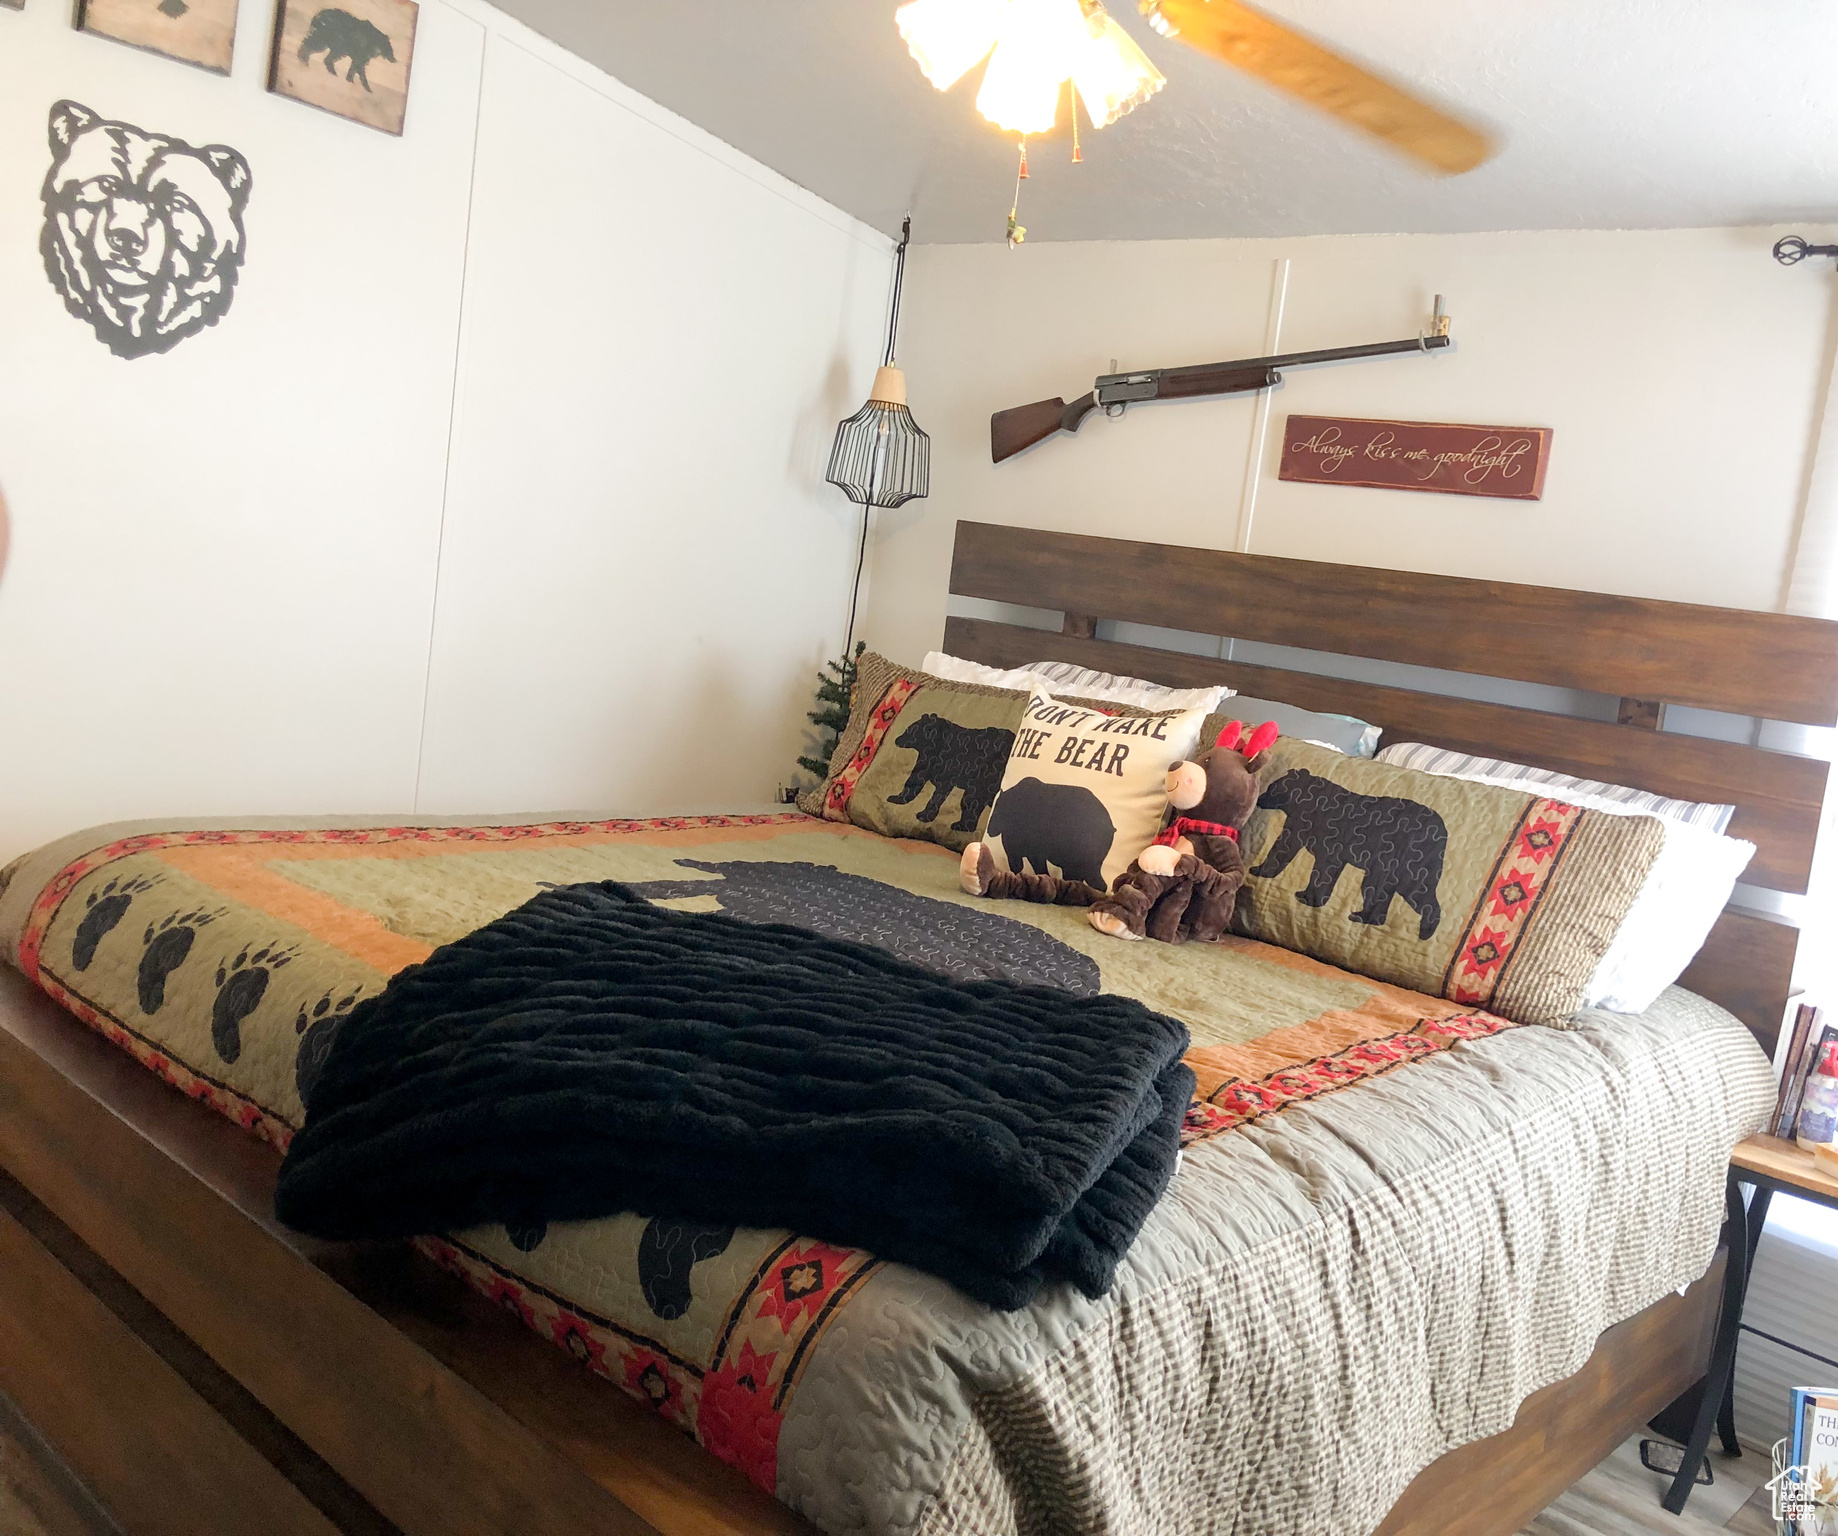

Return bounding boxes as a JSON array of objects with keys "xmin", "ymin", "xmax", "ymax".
[{"xmin": 489, "ymin": 0, "xmax": 1838, "ymax": 244}]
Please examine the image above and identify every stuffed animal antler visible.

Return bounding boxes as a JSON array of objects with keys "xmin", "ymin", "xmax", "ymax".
[{"xmin": 1211, "ymin": 719, "xmax": 1280, "ymax": 757}]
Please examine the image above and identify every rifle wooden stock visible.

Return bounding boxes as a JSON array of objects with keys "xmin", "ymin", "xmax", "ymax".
[
  {"xmin": 991, "ymin": 368, "xmax": 1278, "ymax": 462},
  {"xmin": 990, "ymin": 393, "xmax": 1098, "ymax": 463}
]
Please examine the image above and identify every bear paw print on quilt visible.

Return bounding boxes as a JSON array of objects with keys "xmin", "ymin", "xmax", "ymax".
[
  {"xmin": 984, "ymin": 690, "xmax": 1210, "ymax": 892},
  {"xmin": 1234, "ymin": 739, "xmax": 1666, "ymax": 1027}
]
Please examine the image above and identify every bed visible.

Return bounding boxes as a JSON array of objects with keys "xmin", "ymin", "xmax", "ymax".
[{"xmin": 0, "ymin": 521, "xmax": 1831, "ymax": 1536}]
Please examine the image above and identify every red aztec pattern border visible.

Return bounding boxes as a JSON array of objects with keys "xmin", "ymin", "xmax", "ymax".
[
  {"xmin": 417, "ymin": 1231, "xmax": 882, "ymax": 1494},
  {"xmin": 1181, "ymin": 1009, "xmax": 1522, "ymax": 1145},
  {"xmin": 1440, "ymin": 798, "xmax": 1585, "ymax": 1009},
  {"xmin": 820, "ymin": 678, "xmax": 918, "ymax": 822}
]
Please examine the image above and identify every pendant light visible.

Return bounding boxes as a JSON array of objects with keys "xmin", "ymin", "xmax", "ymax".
[{"xmin": 826, "ymin": 217, "xmax": 929, "ymax": 652}]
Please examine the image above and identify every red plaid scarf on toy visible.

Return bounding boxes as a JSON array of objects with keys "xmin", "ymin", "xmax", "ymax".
[{"xmin": 1150, "ymin": 817, "xmax": 1238, "ymax": 849}]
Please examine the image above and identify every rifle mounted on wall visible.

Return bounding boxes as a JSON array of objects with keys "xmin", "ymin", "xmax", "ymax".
[{"xmin": 991, "ymin": 299, "xmax": 1453, "ymax": 463}]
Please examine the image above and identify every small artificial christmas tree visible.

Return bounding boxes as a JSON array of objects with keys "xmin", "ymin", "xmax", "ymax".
[{"xmin": 798, "ymin": 641, "xmax": 865, "ymax": 781}]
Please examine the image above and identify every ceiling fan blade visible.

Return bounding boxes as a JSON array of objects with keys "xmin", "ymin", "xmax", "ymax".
[{"xmin": 1144, "ymin": 0, "xmax": 1495, "ymax": 175}]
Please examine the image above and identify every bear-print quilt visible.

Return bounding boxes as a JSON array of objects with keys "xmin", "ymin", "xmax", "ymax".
[{"xmin": 0, "ymin": 812, "xmax": 1775, "ymax": 1536}]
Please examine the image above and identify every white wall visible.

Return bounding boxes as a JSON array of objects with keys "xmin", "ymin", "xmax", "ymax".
[
  {"xmin": 868, "ymin": 227, "xmax": 1837, "ymax": 668},
  {"xmin": 0, "ymin": 0, "xmax": 889, "ymax": 865}
]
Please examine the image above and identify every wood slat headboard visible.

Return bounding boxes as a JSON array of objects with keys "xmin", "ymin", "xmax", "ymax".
[{"xmin": 943, "ymin": 521, "xmax": 1838, "ymax": 1054}]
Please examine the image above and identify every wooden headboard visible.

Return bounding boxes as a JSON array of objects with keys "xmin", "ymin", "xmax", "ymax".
[{"xmin": 942, "ymin": 521, "xmax": 1838, "ymax": 1055}]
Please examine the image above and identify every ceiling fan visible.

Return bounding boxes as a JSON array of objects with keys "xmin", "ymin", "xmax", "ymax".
[{"xmin": 896, "ymin": 0, "xmax": 1494, "ymax": 176}]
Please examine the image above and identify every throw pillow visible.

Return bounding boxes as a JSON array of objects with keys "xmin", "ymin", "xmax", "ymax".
[
  {"xmin": 943, "ymin": 653, "xmax": 1233, "ymax": 714},
  {"xmin": 803, "ymin": 654, "xmax": 1145, "ymax": 852},
  {"xmin": 1374, "ymin": 742, "xmax": 1735, "ymax": 832},
  {"xmin": 983, "ymin": 689, "xmax": 1210, "ymax": 891},
  {"xmin": 1234, "ymin": 739, "xmax": 1666, "ymax": 1027}
]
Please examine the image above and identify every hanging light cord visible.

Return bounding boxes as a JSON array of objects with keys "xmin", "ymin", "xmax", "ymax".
[
  {"xmin": 843, "ymin": 494, "xmax": 871, "ymax": 657},
  {"xmin": 883, "ymin": 215, "xmax": 910, "ymax": 367},
  {"xmin": 846, "ymin": 215, "xmax": 913, "ymax": 654}
]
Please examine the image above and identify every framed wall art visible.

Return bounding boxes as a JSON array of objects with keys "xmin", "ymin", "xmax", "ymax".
[
  {"xmin": 269, "ymin": 0, "xmax": 418, "ymax": 135},
  {"xmin": 77, "ymin": 0, "xmax": 239, "ymax": 74}
]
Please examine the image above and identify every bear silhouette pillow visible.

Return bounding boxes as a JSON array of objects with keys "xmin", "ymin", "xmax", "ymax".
[
  {"xmin": 1236, "ymin": 739, "xmax": 1667, "ymax": 1026},
  {"xmin": 806, "ymin": 653, "xmax": 1155, "ymax": 853},
  {"xmin": 983, "ymin": 690, "xmax": 1209, "ymax": 892}
]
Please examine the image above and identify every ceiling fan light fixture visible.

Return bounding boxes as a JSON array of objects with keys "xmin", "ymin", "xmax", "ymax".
[
  {"xmin": 1072, "ymin": 0, "xmax": 1164, "ymax": 127},
  {"xmin": 895, "ymin": 0, "xmax": 1003, "ymax": 91},
  {"xmin": 901, "ymin": 0, "xmax": 1160, "ymax": 137},
  {"xmin": 975, "ymin": 0, "xmax": 1087, "ymax": 135}
]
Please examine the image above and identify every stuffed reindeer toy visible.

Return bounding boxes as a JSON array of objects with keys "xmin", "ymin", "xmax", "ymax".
[{"xmin": 960, "ymin": 719, "xmax": 1279, "ymax": 944}]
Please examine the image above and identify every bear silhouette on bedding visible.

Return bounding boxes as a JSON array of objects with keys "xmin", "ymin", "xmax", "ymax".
[
  {"xmin": 885, "ymin": 714, "xmax": 1014, "ymax": 833},
  {"xmin": 1251, "ymin": 768, "xmax": 1447, "ymax": 940},
  {"xmin": 985, "ymin": 777, "xmax": 1115, "ymax": 892},
  {"xmin": 618, "ymin": 858, "xmax": 1100, "ymax": 995}
]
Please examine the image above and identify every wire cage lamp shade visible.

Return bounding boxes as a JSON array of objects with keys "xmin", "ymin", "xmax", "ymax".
[
  {"xmin": 825, "ymin": 377, "xmax": 930, "ymax": 508},
  {"xmin": 826, "ymin": 218, "xmax": 930, "ymax": 509}
]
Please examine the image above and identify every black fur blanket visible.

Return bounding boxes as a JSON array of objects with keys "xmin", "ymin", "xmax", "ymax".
[{"xmin": 274, "ymin": 883, "xmax": 1194, "ymax": 1310}]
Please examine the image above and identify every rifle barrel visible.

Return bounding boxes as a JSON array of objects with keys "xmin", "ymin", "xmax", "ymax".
[
  {"xmin": 1252, "ymin": 333, "xmax": 1449, "ymax": 372},
  {"xmin": 1154, "ymin": 333, "xmax": 1448, "ymax": 387}
]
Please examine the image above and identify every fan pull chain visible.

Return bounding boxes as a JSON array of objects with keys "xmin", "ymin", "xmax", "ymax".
[
  {"xmin": 1007, "ymin": 138, "xmax": 1028, "ymax": 247},
  {"xmin": 1071, "ymin": 82, "xmax": 1082, "ymax": 162}
]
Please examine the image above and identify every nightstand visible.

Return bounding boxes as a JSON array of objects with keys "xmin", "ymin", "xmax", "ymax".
[{"xmin": 1661, "ymin": 1133, "xmax": 1838, "ymax": 1513}]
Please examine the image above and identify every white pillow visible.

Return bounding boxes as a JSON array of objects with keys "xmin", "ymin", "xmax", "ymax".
[
  {"xmin": 1586, "ymin": 815, "xmax": 1754, "ymax": 1012},
  {"xmin": 922, "ymin": 652, "xmax": 1052, "ymax": 691},
  {"xmin": 1401, "ymin": 762, "xmax": 1754, "ymax": 1014},
  {"xmin": 923, "ymin": 651, "xmax": 1233, "ymax": 714},
  {"xmin": 983, "ymin": 690, "xmax": 1210, "ymax": 890},
  {"xmin": 1376, "ymin": 743, "xmax": 1735, "ymax": 834}
]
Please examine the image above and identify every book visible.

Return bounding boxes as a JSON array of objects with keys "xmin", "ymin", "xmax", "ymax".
[
  {"xmin": 1779, "ymin": 1005, "xmax": 1822, "ymax": 1138},
  {"xmin": 1795, "ymin": 1026, "xmax": 1838, "ymax": 1149},
  {"xmin": 1790, "ymin": 1387, "xmax": 1838, "ymax": 1534},
  {"xmin": 1782, "ymin": 1012, "xmax": 1833, "ymax": 1141}
]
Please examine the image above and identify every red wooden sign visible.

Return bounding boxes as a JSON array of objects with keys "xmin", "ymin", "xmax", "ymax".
[{"xmin": 1278, "ymin": 415, "xmax": 1553, "ymax": 500}]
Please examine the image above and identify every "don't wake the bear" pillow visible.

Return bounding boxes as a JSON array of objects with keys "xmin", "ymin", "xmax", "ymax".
[
  {"xmin": 1234, "ymin": 739, "xmax": 1666, "ymax": 1027},
  {"xmin": 983, "ymin": 689, "xmax": 1210, "ymax": 891}
]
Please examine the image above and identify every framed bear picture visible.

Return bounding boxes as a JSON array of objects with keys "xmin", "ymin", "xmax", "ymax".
[
  {"xmin": 269, "ymin": 0, "xmax": 417, "ymax": 135},
  {"xmin": 77, "ymin": 0, "xmax": 240, "ymax": 73}
]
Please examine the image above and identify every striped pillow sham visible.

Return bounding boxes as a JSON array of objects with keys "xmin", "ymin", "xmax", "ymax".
[{"xmin": 1374, "ymin": 743, "xmax": 1735, "ymax": 834}]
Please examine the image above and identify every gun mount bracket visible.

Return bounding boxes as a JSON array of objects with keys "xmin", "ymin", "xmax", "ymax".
[{"xmin": 1418, "ymin": 294, "xmax": 1450, "ymax": 349}]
